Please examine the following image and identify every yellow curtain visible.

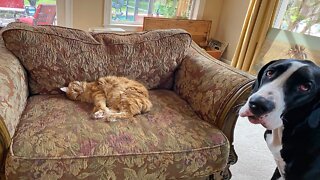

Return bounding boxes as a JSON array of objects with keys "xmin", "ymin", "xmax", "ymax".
[{"xmin": 231, "ymin": 0, "xmax": 279, "ymax": 73}]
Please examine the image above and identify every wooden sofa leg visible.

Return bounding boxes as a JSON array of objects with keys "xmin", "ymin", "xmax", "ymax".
[{"xmin": 222, "ymin": 144, "xmax": 238, "ymax": 180}]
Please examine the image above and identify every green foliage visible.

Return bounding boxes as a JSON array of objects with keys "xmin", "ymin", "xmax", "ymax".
[
  {"xmin": 111, "ymin": 0, "xmax": 190, "ymax": 22},
  {"xmin": 24, "ymin": 0, "xmax": 56, "ymax": 6},
  {"xmin": 154, "ymin": 0, "xmax": 177, "ymax": 17},
  {"xmin": 281, "ymin": 0, "xmax": 320, "ymax": 34},
  {"xmin": 287, "ymin": 7, "xmax": 305, "ymax": 22}
]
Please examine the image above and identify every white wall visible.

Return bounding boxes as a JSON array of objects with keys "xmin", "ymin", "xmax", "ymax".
[
  {"xmin": 214, "ymin": 0, "xmax": 250, "ymax": 61},
  {"xmin": 202, "ymin": 0, "xmax": 223, "ymax": 38}
]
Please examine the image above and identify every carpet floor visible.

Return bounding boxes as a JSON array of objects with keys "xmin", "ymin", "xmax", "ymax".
[{"xmin": 230, "ymin": 117, "xmax": 276, "ymax": 180}]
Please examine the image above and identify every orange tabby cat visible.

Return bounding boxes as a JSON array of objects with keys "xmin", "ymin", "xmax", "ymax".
[{"xmin": 60, "ymin": 76, "xmax": 152, "ymax": 122}]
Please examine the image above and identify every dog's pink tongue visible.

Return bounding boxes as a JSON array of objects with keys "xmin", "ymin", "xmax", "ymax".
[
  {"xmin": 239, "ymin": 108, "xmax": 255, "ymax": 117},
  {"xmin": 239, "ymin": 107, "xmax": 263, "ymax": 124}
]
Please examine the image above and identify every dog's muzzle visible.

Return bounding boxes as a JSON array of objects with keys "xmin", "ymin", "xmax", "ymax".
[{"xmin": 248, "ymin": 94, "xmax": 275, "ymax": 116}]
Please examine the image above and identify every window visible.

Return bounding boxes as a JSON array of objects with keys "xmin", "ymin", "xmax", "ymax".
[
  {"xmin": 0, "ymin": 0, "xmax": 56, "ymax": 27},
  {"xmin": 106, "ymin": 0, "xmax": 195, "ymax": 26},
  {"xmin": 274, "ymin": 0, "xmax": 320, "ymax": 37}
]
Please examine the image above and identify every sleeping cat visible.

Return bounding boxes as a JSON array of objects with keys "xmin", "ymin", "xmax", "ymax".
[{"xmin": 60, "ymin": 76, "xmax": 152, "ymax": 122}]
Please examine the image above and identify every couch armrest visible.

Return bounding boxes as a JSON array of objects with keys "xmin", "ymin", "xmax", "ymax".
[
  {"xmin": 0, "ymin": 36, "xmax": 28, "ymax": 158},
  {"xmin": 174, "ymin": 42, "xmax": 254, "ymax": 141},
  {"xmin": 0, "ymin": 115, "xmax": 10, "ymax": 169}
]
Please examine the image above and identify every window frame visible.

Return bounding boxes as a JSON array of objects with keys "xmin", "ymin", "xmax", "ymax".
[
  {"xmin": 273, "ymin": 0, "xmax": 289, "ymax": 29},
  {"xmin": 56, "ymin": 0, "xmax": 73, "ymax": 28},
  {"xmin": 273, "ymin": 0, "xmax": 320, "ymax": 37},
  {"xmin": 103, "ymin": 0, "xmax": 206, "ymax": 31}
]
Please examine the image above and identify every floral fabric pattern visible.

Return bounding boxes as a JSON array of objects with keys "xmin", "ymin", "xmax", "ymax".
[
  {"xmin": 174, "ymin": 42, "xmax": 254, "ymax": 126},
  {"xmin": 7, "ymin": 90, "xmax": 229, "ymax": 179},
  {"xmin": 0, "ymin": 24, "xmax": 254, "ymax": 179},
  {"xmin": 2, "ymin": 22, "xmax": 191, "ymax": 94},
  {"xmin": 0, "ymin": 37, "xmax": 28, "ymax": 138}
]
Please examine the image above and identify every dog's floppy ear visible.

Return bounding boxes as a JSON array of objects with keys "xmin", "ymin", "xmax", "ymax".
[
  {"xmin": 307, "ymin": 71, "xmax": 320, "ymax": 128},
  {"xmin": 306, "ymin": 106, "xmax": 320, "ymax": 128},
  {"xmin": 252, "ymin": 60, "xmax": 277, "ymax": 93}
]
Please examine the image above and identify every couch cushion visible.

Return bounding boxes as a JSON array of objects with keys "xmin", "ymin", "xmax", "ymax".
[
  {"xmin": 7, "ymin": 90, "xmax": 229, "ymax": 179},
  {"xmin": 2, "ymin": 22, "xmax": 191, "ymax": 94}
]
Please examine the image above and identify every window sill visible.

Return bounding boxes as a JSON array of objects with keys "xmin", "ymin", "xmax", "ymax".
[{"xmin": 95, "ymin": 24, "xmax": 142, "ymax": 32}]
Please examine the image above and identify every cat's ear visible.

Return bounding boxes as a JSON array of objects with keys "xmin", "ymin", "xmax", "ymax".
[
  {"xmin": 60, "ymin": 87, "xmax": 69, "ymax": 92},
  {"xmin": 74, "ymin": 81, "xmax": 81, "ymax": 85}
]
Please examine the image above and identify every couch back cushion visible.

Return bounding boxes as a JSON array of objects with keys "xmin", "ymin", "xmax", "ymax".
[{"xmin": 2, "ymin": 22, "xmax": 191, "ymax": 94}]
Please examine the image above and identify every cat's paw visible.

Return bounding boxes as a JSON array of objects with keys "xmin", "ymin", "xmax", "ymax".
[
  {"xmin": 93, "ymin": 110, "xmax": 106, "ymax": 119},
  {"xmin": 105, "ymin": 112, "xmax": 121, "ymax": 122}
]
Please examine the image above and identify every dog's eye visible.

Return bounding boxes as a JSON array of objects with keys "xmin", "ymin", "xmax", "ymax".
[
  {"xmin": 266, "ymin": 70, "xmax": 274, "ymax": 78},
  {"xmin": 298, "ymin": 83, "xmax": 312, "ymax": 92}
]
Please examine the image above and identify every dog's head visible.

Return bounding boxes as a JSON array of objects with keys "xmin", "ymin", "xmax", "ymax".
[{"xmin": 239, "ymin": 59, "xmax": 320, "ymax": 130}]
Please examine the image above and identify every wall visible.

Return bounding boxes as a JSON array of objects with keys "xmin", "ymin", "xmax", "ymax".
[
  {"xmin": 73, "ymin": 0, "xmax": 105, "ymax": 30},
  {"xmin": 201, "ymin": 0, "xmax": 223, "ymax": 38},
  {"xmin": 214, "ymin": 0, "xmax": 250, "ymax": 61},
  {"xmin": 56, "ymin": 0, "xmax": 66, "ymax": 26}
]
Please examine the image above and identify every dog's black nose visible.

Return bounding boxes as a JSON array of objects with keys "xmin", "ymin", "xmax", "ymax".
[{"xmin": 249, "ymin": 95, "xmax": 275, "ymax": 116}]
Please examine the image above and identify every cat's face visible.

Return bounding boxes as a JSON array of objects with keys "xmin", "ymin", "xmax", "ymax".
[{"xmin": 60, "ymin": 81, "xmax": 85, "ymax": 100}]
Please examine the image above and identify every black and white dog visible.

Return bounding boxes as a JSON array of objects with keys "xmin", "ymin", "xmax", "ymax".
[{"xmin": 239, "ymin": 59, "xmax": 320, "ymax": 180}]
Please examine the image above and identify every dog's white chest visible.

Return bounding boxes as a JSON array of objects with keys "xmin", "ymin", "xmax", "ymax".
[{"xmin": 266, "ymin": 127, "xmax": 286, "ymax": 178}]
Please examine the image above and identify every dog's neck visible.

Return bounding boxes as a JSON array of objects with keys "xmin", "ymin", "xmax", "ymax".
[
  {"xmin": 265, "ymin": 127, "xmax": 285, "ymax": 178},
  {"xmin": 270, "ymin": 127, "xmax": 283, "ymax": 146}
]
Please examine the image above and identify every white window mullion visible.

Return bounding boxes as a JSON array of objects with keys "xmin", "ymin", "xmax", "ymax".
[
  {"xmin": 104, "ymin": 0, "xmax": 112, "ymax": 27},
  {"xmin": 55, "ymin": 0, "xmax": 73, "ymax": 27},
  {"xmin": 273, "ymin": 0, "xmax": 289, "ymax": 29},
  {"xmin": 66, "ymin": 0, "xmax": 73, "ymax": 28},
  {"xmin": 190, "ymin": 0, "xmax": 206, "ymax": 20}
]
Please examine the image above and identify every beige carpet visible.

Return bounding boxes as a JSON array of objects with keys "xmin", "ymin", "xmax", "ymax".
[{"xmin": 230, "ymin": 117, "xmax": 276, "ymax": 180}]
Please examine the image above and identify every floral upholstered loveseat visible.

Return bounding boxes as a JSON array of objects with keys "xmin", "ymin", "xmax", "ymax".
[{"xmin": 0, "ymin": 22, "xmax": 254, "ymax": 179}]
